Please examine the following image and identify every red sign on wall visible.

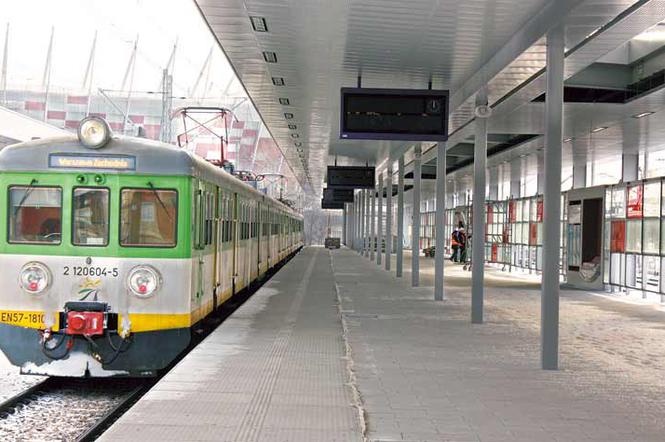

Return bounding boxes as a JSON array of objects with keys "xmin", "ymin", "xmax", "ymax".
[
  {"xmin": 610, "ymin": 220, "xmax": 626, "ymax": 253},
  {"xmin": 529, "ymin": 222, "xmax": 538, "ymax": 246},
  {"xmin": 536, "ymin": 199, "xmax": 543, "ymax": 222},
  {"xmin": 509, "ymin": 201, "xmax": 516, "ymax": 223},
  {"xmin": 627, "ymin": 184, "xmax": 643, "ymax": 219}
]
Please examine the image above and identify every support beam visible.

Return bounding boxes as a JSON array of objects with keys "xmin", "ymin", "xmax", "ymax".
[
  {"xmin": 541, "ymin": 24, "xmax": 564, "ymax": 371},
  {"xmin": 370, "ymin": 188, "xmax": 376, "ymax": 261},
  {"xmin": 434, "ymin": 142, "xmax": 447, "ymax": 301},
  {"xmin": 396, "ymin": 156, "xmax": 405, "ymax": 277},
  {"xmin": 385, "ymin": 167, "xmax": 393, "ymax": 271},
  {"xmin": 412, "ymin": 145, "xmax": 422, "ymax": 287},
  {"xmin": 377, "ymin": 175, "xmax": 384, "ymax": 266},
  {"xmin": 472, "ymin": 91, "xmax": 488, "ymax": 323}
]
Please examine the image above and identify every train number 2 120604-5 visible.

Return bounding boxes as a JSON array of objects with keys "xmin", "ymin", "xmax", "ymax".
[{"xmin": 63, "ymin": 266, "xmax": 119, "ymax": 278}]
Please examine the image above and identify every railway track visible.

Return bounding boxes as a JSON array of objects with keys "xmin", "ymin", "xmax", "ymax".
[{"xmin": 0, "ymin": 377, "xmax": 148, "ymax": 441}]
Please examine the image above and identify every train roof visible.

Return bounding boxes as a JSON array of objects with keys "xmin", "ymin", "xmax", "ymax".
[{"xmin": 0, "ymin": 134, "xmax": 301, "ymax": 218}]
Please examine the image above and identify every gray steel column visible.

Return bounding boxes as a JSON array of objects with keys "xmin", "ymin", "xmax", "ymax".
[
  {"xmin": 363, "ymin": 189, "xmax": 369, "ymax": 257},
  {"xmin": 364, "ymin": 189, "xmax": 370, "ymax": 256},
  {"xmin": 412, "ymin": 145, "xmax": 422, "ymax": 287},
  {"xmin": 489, "ymin": 167, "xmax": 499, "ymax": 201},
  {"xmin": 572, "ymin": 161, "xmax": 586, "ymax": 189},
  {"xmin": 622, "ymin": 153, "xmax": 638, "ymax": 182},
  {"xmin": 537, "ymin": 151, "xmax": 545, "ymax": 195},
  {"xmin": 358, "ymin": 191, "xmax": 363, "ymax": 253},
  {"xmin": 510, "ymin": 159, "xmax": 521, "ymax": 199},
  {"xmin": 377, "ymin": 175, "xmax": 384, "ymax": 266},
  {"xmin": 351, "ymin": 199, "xmax": 356, "ymax": 250},
  {"xmin": 365, "ymin": 188, "xmax": 371, "ymax": 257},
  {"xmin": 342, "ymin": 206, "xmax": 347, "ymax": 245},
  {"xmin": 396, "ymin": 155, "xmax": 405, "ymax": 277},
  {"xmin": 472, "ymin": 90, "xmax": 488, "ymax": 323},
  {"xmin": 362, "ymin": 190, "xmax": 367, "ymax": 255},
  {"xmin": 385, "ymin": 167, "xmax": 393, "ymax": 271},
  {"xmin": 355, "ymin": 192, "xmax": 361, "ymax": 252},
  {"xmin": 370, "ymin": 188, "xmax": 376, "ymax": 261},
  {"xmin": 541, "ymin": 23, "xmax": 564, "ymax": 370},
  {"xmin": 434, "ymin": 142, "xmax": 447, "ymax": 301}
]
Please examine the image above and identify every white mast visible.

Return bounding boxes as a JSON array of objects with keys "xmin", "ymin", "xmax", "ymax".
[
  {"xmin": 1, "ymin": 23, "xmax": 9, "ymax": 106},
  {"xmin": 82, "ymin": 31, "xmax": 97, "ymax": 116},
  {"xmin": 42, "ymin": 26, "xmax": 55, "ymax": 121},
  {"xmin": 121, "ymin": 35, "xmax": 139, "ymax": 134}
]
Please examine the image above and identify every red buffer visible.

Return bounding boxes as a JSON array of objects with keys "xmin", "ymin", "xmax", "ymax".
[{"xmin": 66, "ymin": 311, "xmax": 104, "ymax": 336}]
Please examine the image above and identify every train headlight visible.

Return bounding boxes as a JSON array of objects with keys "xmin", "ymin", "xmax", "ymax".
[
  {"xmin": 19, "ymin": 262, "xmax": 51, "ymax": 295},
  {"xmin": 77, "ymin": 116, "xmax": 112, "ymax": 149},
  {"xmin": 127, "ymin": 265, "xmax": 162, "ymax": 298}
]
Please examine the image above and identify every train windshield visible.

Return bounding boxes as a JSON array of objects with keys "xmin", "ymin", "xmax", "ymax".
[
  {"xmin": 73, "ymin": 188, "xmax": 110, "ymax": 246},
  {"xmin": 120, "ymin": 188, "xmax": 177, "ymax": 247},
  {"xmin": 8, "ymin": 186, "xmax": 62, "ymax": 244}
]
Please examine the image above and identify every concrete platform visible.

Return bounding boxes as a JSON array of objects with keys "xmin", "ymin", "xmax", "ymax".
[
  {"xmin": 101, "ymin": 247, "xmax": 361, "ymax": 442},
  {"xmin": 103, "ymin": 247, "xmax": 665, "ymax": 441}
]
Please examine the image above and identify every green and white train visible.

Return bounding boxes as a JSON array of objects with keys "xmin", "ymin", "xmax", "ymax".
[{"xmin": 0, "ymin": 117, "xmax": 303, "ymax": 377}]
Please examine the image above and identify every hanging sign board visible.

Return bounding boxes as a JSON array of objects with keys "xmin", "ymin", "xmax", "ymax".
[
  {"xmin": 327, "ymin": 166, "xmax": 375, "ymax": 189},
  {"xmin": 340, "ymin": 88, "xmax": 449, "ymax": 141},
  {"xmin": 323, "ymin": 187, "xmax": 354, "ymax": 202},
  {"xmin": 321, "ymin": 198, "xmax": 344, "ymax": 209}
]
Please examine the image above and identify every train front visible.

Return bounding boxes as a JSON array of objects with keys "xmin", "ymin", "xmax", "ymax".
[{"xmin": 0, "ymin": 117, "xmax": 192, "ymax": 377}]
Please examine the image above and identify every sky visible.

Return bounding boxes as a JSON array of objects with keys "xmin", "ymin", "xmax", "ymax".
[{"xmin": 0, "ymin": 0, "xmax": 245, "ymax": 98}]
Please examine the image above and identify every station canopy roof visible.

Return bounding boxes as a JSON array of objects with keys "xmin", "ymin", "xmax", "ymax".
[
  {"xmin": 194, "ymin": 0, "xmax": 665, "ymax": 196},
  {"xmin": 0, "ymin": 106, "xmax": 69, "ymax": 148}
]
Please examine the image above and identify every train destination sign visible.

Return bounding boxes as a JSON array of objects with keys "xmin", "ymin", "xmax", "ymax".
[{"xmin": 49, "ymin": 154, "xmax": 137, "ymax": 170}]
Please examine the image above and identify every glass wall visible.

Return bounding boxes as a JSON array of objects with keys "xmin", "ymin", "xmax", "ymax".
[{"xmin": 605, "ymin": 179, "xmax": 663, "ymax": 294}]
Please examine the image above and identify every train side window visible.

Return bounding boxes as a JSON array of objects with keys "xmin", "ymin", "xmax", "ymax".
[
  {"xmin": 120, "ymin": 188, "xmax": 177, "ymax": 247},
  {"xmin": 204, "ymin": 192, "xmax": 213, "ymax": 246},
  {"xmin": 8, "ymin": 186, "xmax": 62, "ymax": 244},
  {"xmin": 72, "ymin": 187, "xmax": 110, "ymax": 246}
]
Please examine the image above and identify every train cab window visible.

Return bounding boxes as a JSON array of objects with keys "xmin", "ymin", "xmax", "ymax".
[
  {"xmin": 120, "ymin": 188, "xmax": 177, "ymax": 247},
  {"xmin": 8, "ymin": 186, "xmax": 62, "ymax": 244},
  {"xmin": 72, "ymin": 188, "xmax": 109, "ymax": 246}
]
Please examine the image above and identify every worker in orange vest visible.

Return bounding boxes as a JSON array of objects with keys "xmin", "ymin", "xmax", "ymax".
[{"xmin": 450, "ymin": 228, "xmax": 460, "ymax": 262}]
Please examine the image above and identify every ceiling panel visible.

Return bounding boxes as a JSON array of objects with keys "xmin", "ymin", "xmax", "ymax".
[
  {"xmin": 196, "ymin": 0, "xmax": 558, "ymax": 194},
  {"xmin": 195, "ymin": 0, "xmax": 662, "ymax": 197}
]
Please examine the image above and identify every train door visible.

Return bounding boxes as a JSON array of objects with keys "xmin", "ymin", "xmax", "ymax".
[
  {"xmin": 249, "ymin": 200, "xmax": 257, "ymax": 281},
  {"xmin": 212, "ymin": 186, "xmax": 221, "ymax": 308},
  {"xmin": 193, "ymin": 184, "xmax": 205, "ymax": 317},
  {"xmin": 232, "ymin": 193, "xmax": 238, "ymax": 294},
  {"xmin": 257, "ymin": 202, "xmax": 262, "ymax": 276}
]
